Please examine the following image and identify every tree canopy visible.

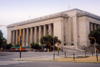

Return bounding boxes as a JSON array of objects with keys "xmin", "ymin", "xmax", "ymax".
[
  {"xmin": 6, "ymin": 43, "xmax": 13, "ymax": 50},
  {"xmin": 0, "ymin": 36, "xmax": 3, "ymax": 48},
  {"xmin": 0, "ymin": 30, "xmax": 5, "ymax": 48},
  {"xmin": 40, "ymin": 35, "xmax": 61, "ymax": 46},
  {"xmin": 88, "ymin": 28, "xmax": 100, "ymax": 45},
  {"xmin": 30, "ymin": 42, "xmax": 42, "ymax": 49},
  {"xmin": 0, "ymin": 30, "xmax": 3, "ymax": 38}
]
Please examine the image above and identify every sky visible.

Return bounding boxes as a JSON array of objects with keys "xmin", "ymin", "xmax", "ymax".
[{"xmin": 0, "ymin": 0, "xmax": 100, "ymax": 39}]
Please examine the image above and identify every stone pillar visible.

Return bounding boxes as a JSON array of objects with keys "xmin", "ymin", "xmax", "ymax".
[
  {"xmin": 54, "ymin": 21, "xmax": 64, "ymax": 45},
  {"xmin": 11, "ymin": 31, "xmax": 13, "ymax": 45},
  {"xmin": 67, "ymin": 17, "xmax": 72, "ymax": 45},
  {"xmin": 13, "ymin": 31, "xmax": 15, "ymax": 46},
  {"xmin": 39, "ymin": 26, "xmax": 42, "ymax": 44},
  {"xmin": 7, "ymin": 30, "xmax": 11, "ymax": 44},
  {"xmin": 94, "ymin": 24, "xmax": 96, "ymax": 30},
  {"xmin": 22, "ymin": 29, "xmax": 25, "ymax": 46},
  {"xmin": 48, "ymin": 24, "xmax": 52, "ymax": 35},
  {"xmin": 32, "ymin": 28, "xmax": 34, "ymax": 42},
  {"xmin": 43, "ymin": 25, "xmax": 46, "ymax": 36},
  {"xmin": 91, "ymin": 23, "xmax": 93, "ymax": 31},
  {"xmin": 97, "ymin": 24, "xmax": 99, "ymax": 28},
  {"xmin": 73, "ymin": 17, "xmax": 78, "ymax": 47},
  {"xmin": 16, "ymin": 30, "xmax": 18, "ymax": 44},
  {"xmin": 34, "ymin": 27, "xmax": 37, "ymax": 43},
  {"xmin": 30, "ymin": 27, "xmax": 33, "ymax": 44},
  {"xmin": 26, "ymin": 28, "xmax": 29, "ymax": 46},
  {"xmin": 51, "ymin": 24, "xmax": 53, "ymax": 36}
]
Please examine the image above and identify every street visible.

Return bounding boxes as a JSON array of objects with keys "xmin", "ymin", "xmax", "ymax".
[
  {"xmin": 0, "ymin": 61, "xmax": 100, "ymax": 67},
  {"xmin": 0, "ymin": 52, "xmax": 100, "ymax": 67}
]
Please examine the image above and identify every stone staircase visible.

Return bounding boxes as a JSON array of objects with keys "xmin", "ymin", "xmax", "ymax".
[{"xmin": 62, "ymin": 46, "xmax": 84, "ymax": 52}]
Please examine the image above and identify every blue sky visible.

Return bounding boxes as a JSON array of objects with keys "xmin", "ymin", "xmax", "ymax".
[{"xmin": 0, "ymin": 0, "xmax": 100, "ymax": 39}]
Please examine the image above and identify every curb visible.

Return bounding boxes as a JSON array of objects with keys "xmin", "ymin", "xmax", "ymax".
[
  {"xmin": 11, "ymin": 58, "xmax": 100, "ymax": 63},
  {"xmin": 12, "ymin": 58, "xmax": 51, "ymax": 61},
  {"xmin": 12, "ymin": 58, "xmax": 100, "ymax": 63}
]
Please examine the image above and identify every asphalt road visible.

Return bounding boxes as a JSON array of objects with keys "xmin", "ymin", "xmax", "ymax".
[
  {"xmin": 0, "ymin": 52, "xmax": 100, "ymax": 67},
  {"xmin": 0, "ymin": 61, "xmax": 100, "ymax": 67}
]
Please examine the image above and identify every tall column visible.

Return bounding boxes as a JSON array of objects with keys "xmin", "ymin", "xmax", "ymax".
[
  {"xmin": 26, "ymin": 28, "xmax": 29, "ymax": 46},
  {"xmin": 11, "ymin": 31, "xmax": 13, "ymax": 44},
  {"xmin": 73, "ymin": 17, "xmax": 78, "ymax": 46},
  {"xmin": 91, "ymin": 23, "xmax": 93, "ymax": 31},
  {"xmin": 7, "ymin": 30, "xmax": 12, "ymax": 44},
  {"xmin": 22, "ymin": 29, "xmax": 25, "ymax": 46},
  {"xmin": 97, "ymin": 24, "xmax": 99, "ymax": 28},
  {"xmin": 16, "ymin": 30, "xmax": 18, "ymax": 44},
  {"xmin": 48, "ymin": 24, "xmax": 52, "ymax": 35},
  {"xmin": 94, "ymin": 24, "xmax": 96, "ymax": 30},
  {"xmin": 39, "ymin": 26, "xmax": 42, "ymax": 44},
  {"xmin": 51, "ymin": 24, "xmax": 53, "ymax": 36},
  {"xmin": 32, "ymin": 28, "xmax": 34, "ymax": 42},
  {"xmin": 13, "ymin": 31, "xmax": 15, "ymax": 46},
  {"xmin": 67, "ymin": 17, "xmax": 72, "ymax": 45},
  {"xmin": 30, "ymin": 27, "xmax": 33, "ymax": 43},
  {"xmin": 43, "ymin": 25, "xmax": 46, "ymax": 36},
  {"xmin": 34, "ymin": 27, "xmax": 37, "ymax": 43},
  {"xmin": 12, "ymin": 31, "xmax": 14, "ymax": 46}
]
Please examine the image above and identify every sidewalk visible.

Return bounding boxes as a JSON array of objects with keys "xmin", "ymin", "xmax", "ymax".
[
  {"xmin": 12, "ymin": 51, "xmax": 100, "ymax": 63},
  {"xmin": 12, "ymin": 54, "xmax": 64, "ymax": 61}
]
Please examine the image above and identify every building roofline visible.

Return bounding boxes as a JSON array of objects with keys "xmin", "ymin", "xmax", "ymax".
[
  {"xmin": 7, "ymin": 8, "xmax": 100, "ymax": 28},
  {"xmin": 7, "ymin": 13, "xmax": 68, "ymax": 28},
  {"xmin": 7, "ymin": 8, "xmax": 82, "ymax": 28}
]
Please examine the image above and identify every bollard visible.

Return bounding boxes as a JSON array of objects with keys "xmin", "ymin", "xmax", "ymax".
[
  {"xmin": 96, "ymin": 52, "xmax": 98, "ymax": 62},
  {"xmin": 20, "ymin": 51, "xmax": 21, "ymax": 58},
  {"xmin": 85, "ymin": 51, "xmax": 86, "ymax": 57},
  {"xmin": 53, "ymin": 53, "xmax": 55, "ymax": 60},
  {"xmin": 73, "ymin": 53, "xmax": 75, "ymax": 61},
  {"xmin": 58, "ymin": 50, "xmax": 59, "ymax": 56},
  {"xmin": 65, "ymin": 52, "xmax": 66, "ymax": 58},
  {"xmin": 92, "ymin": 52, "xmax": 93, "ymax": 56}
]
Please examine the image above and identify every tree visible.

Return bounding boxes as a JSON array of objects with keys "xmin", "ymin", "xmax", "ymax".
[
  {"xmin": 0, "ymin": 36, "xmax": 3, "ymax": 48},
  {"xmin": 0, "ymin": 30, "xmax": 3, "ymax": 38},
  {"xmin": 30, "ymin": 42, "xmax": 41, "ymax": 49},
  {"xmin": 0, "ymin": 30, "xmax": 6, "ymax": 48},
  {"xmin": 88, "ymin": 28, "xmax": 100, "ymax": 45},
  {"xmin": 30, "ymin": 42, "xmax": 35, "ymax": 49},
  {"xmin": 40, "ymin": 35, "xmax": 61, "ymax": 49},
  {"xmin": 15, "ymin": 44, "xmax": 19, "ymax": 47},
  {"xmin": 2, "ymin": 43, "xmax": 7, "ymax": 49},
  {"xmin": 6, "ymin": 43, "xmax": 13, "ymax": 50},
  {"xmin": 34, "ymin": 43, "xmax": 40, "ymax": 49}
]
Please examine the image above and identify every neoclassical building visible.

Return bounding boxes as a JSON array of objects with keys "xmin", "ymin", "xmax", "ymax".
[{"xmin": 7, "ymin": 8, "xmax": 100, "ymax": 49}]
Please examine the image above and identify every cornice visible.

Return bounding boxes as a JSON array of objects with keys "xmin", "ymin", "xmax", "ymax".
[
  {"xmin": 77, "ymin": 11, "xmax": 100, "ymax": 20},
  {"xmin": 7, "ymin": 13, "xmax": 68, "ymax": 28}
]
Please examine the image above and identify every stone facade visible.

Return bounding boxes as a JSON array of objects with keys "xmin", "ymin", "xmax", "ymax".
[{"xmin": 7, "ymin": 8, "xmax": 100, "ymax": 49}]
